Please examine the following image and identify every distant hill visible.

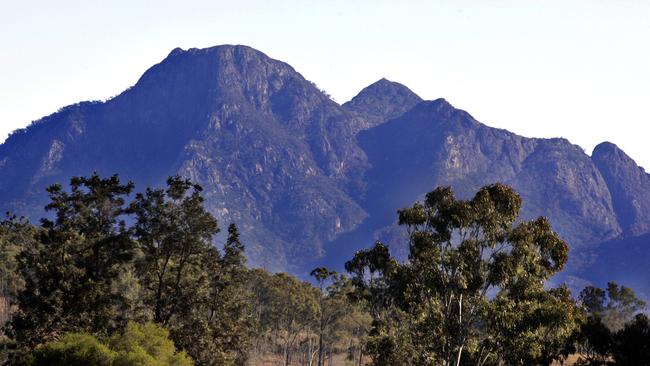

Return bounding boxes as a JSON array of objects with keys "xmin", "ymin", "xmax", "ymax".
[{"xmin": 1, "ymin": 45, "xmax": 649, "ymax": 288}]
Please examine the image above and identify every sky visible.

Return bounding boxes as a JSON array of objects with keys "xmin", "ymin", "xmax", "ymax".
[{"xmin": 1, "ymin": 0, "xmax": 649, "ymax": 168}]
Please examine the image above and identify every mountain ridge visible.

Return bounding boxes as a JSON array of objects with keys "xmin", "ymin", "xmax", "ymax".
[{"xmin": 1, "ymin": 44, "xmax": 649, "ymax": 283}]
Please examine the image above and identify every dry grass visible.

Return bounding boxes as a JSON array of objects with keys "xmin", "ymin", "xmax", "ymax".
[
  {"xmin": 248, "ymin": 353, "xmax": 368, "ymax": 366},
  {"xmin": 551, "ymin": 354, "xmax": 582, "ymax": 365},
  {"xmin": 249, "ymin": 352, "xmax": 582, "ymax": 365}
]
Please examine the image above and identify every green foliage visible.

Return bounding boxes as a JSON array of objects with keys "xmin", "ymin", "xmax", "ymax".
[
  {"xmin": 310, "ymin": 268, "xmax": 352, "ymax": 366},
  {"xmin": 346, "ymin": 184, "xmax": 578, "ymax": 366},
  {"xmin": 580, "ymin": 282, "xmax": 645, "ymax": 333},
  {"xmin": 611, "ymin": 314, "xmax": 650, "ymax": 366},
  {"xmin": 21, "ymin": 333, "xmax": 116, "ymax": 366},
  {"xmin": 576, "ymin": 282, "xmax": 647, "ymax": 365},
  {"xmin": 248, "ymin": 269, "xmax": 320, "ymax": 365},
  {"xmin": 19, "ymin": 322, "xmax": 192, "ymax": 366},
  {"xmin": 129, "ymin": 176, "xmax": 219, "ymax": 325},
  {"xmin": 6, "ymin": 173, "xmax": 649, "ymax": 365},
  {"xmin": 0, "ymin": 215, "xmax": 35, "ymax": 328},
  {"xmin": 3, "ymin": 174, "xmax": 250, "ymax": 365},
  {"xmin": 111, "ymin": 322, "xmax": 192, "ymax": 366},
  {"xmin": 128, "ymin": 176, "xmax": 249, "ymax": 365},
  {"xmin": 9, "ymin": 173, "xmax": 135, "ymax": 347}
]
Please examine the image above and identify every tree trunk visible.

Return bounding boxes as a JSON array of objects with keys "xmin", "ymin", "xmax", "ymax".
[
  {"xmin": 358, "ymin": 346, "xmax": 363, "ymax": 366},
  {"xmin": 284, "ymin": 337, "xmax": 291, "ymax": 366},
  {"xmin": 317, "ymin": 324, "xmax": 324, "ymax": 366},
  {"xmin": 455, "ymin": 345, "xmax": 464, "ymax": 366}
]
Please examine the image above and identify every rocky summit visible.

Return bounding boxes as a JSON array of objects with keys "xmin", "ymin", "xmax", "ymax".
[{"xmin": 1, "ymin": 45, "xmax": 649, "ymax": 282}]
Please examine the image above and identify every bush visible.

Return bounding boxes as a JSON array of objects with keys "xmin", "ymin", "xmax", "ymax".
[
  {"xmin": 111, "ymin": 322, "xmax": 193, "ymax": 366},
  {"xmin": 19, "ymin": 322, "xmax": 192, "ymax": 366},
  {"xmin": 23, "ymin": 333, "xmax": 116, "ymax": 366}
]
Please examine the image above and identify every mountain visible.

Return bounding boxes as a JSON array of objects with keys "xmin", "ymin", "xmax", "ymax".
[
  {"xmin": 2, "ymin": 44, "xmax": 650, "ymax": 283},
  {"xmin": 0, "ymin": 45, "xmax": 373, "ymax": 271}
]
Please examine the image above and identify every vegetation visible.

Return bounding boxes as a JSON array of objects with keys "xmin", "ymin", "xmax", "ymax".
[
  {"xmin": 576, "ymin": 283, "xmax": 648, "ymax": 365},
  {"xmin": 0, "ymin": 175, "xmax": 647, "ymax": 365},
  {"xmin": 345, "ymin": 184, "xmax": 581, "ymax": 365},
  {"xmin": 18, "ymin": 321, "xmax": 192, "ymax": 366}
]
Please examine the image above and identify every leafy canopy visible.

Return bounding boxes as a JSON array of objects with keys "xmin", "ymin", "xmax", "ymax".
[{"xmin": 346, "ymin": 184, "xmax": 577, "ymax": 366}]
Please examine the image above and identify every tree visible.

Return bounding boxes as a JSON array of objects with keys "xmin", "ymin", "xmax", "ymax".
[
  {"xmin": 129, "ymin": 176, "xmax": 249, "ymax": 365},
  {"xmin": 576, "ymin": 282, "xmax": 646, "ymax": 365},
  {"xmin": 600, "ymin": 282, "xmax": 645, "ymax": 332},
  {"xmin": 346, "ymin": 184, "xmax": 577, "ymax": 366},
  {"xmin": 4, "ymin": 174, "xmax": 252, "ymax": 364},
  {"xmin": 611, "ymin": 314, "xmax": 650, "ymax": 366},
  {"xmin": 19, "ymin": 322, "xmax": 192, "ymax": 366},
  {"xmin": 310, "ymin": 268, "xmax": 350, "ymax": 366},
  {"xmin": 210, "ymin": 223, "xmax": 252, "ymax": 365},
  {"xmin": 0, "ymin": 216, "xmax": 35, "ymax": 329},
  {"xmin": 129, "ymin": 176, "xmax": 219, "ymax": 326},
  {"xmin": 9, "ymin": 174, "xmax": 135, "ymax": 347},
  {"xmin": 19, "ymin": 333, "xmax": 116, "ymax": 366},
  {"xmin": 110, "ymin": 322, "xmax": 193, "ymax": 366},
  {"xmin": 248, "ymin": 270, "xmax": 319, "ymax": 366},
  {"xmin": 222, "ymin": 224, "xmax": 246, "ymax": 270}
]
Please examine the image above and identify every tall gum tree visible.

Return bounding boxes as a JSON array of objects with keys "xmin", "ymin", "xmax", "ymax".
[{"xmin": 346, "ymin": 184, "xmax": 580, "ymax": 366}]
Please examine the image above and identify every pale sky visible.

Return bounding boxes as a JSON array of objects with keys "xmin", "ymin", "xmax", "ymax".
[{"xmin": 1, "ymin": 0, "xmax": 649, "ymax": 169}]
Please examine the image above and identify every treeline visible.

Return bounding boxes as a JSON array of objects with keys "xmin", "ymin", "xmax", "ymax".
[
  {"xmin": 0, "ymin": 175, "xmax": 648, "ymax": 365},
  {"xmin": 0, "ymin": 174, "xmax": 366, "ymax": 366}
]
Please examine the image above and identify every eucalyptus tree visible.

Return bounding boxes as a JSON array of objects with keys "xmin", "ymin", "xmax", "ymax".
[{"xmin": 346, "ymin": 184, "xmax": 578, "ymax": 366}]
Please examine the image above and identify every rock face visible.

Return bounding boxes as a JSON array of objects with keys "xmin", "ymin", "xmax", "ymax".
[
  {"xmin": 1, "ymin": 44, "xmax": 649, "ymax": 276},
  {"xmin": 592, "ymin": 142, "xmax": 650, "ymax": 237}
]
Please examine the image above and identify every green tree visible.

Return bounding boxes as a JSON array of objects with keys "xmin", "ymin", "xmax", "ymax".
[
  {"xmin": 129, "ymin": 176, "xmax": 249, "ymax": 365},
  {"xmin": 208, "ymin": 223, "xmax": 251, "ymax": 365},
  {"xmin": 0, "ymin": 216, "xmax": 35, "ymax": 329},
  {"xmin": 222, "ymin": 223, "xmax": 246, "ymax": 270},
  {"xmin": 346, "ymin": 184, "xmax": 577, "ymax": 366},
  {"xmin": 576, "ymin": 282, "xmax": 646, "ymax": 365},
  {"xmin": 310, "ymin": 267, "xmax": 350, "ymax": 366},
  {"xmin": 248, "ymin": 270, "xmax": 319, "ymax": 366},
  {"xmin": 19, "ymin": 322, "xmax": 192, "ymax": 366},
  {"xmin": 129, "ymin": 176, "xmax": 219, "ymax": 325},
  {"xmin": 611, "ymin": 314, "xmax": 650, "ymax": 366},
  {"xmin": 110, "ymin": 322, "xmax": 193, "ymax": 366},
  {"xmin": 9, "ymin": 174, "xmax": 135, "ymax": 347},
  {"xmin": 601, "ymin": 282, "xmax": 645, "ymax": 332},
  {"xmin": 19, "ymin": 333, "xmax": 116, "ymax": 366}
]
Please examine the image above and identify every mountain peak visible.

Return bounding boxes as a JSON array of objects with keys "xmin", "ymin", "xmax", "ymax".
[
  {"xmin": 592, "ymin": 141, "xmax": 650, "ymax": 236},
  {"xmin": 592, "ymin": 141, "xmax": 644, "ymax": 172},
  {"xmin": 347, "ymin": 78, "xmax": 421, "ymax": 104},
  {"xmin": 593, "ymin": 141, "xmax": 622, "ymax": 156},
  {"xmin": 343, "ymin": 78, "xmax": 422, "ymax": 128}
]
